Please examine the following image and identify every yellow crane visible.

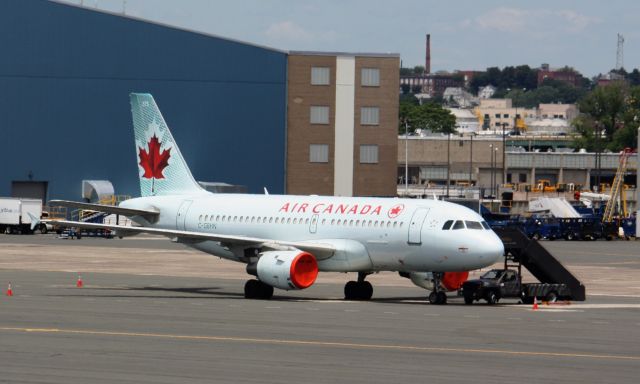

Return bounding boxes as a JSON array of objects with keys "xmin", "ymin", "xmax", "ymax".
[{"xmin": 602, "ymin": 148, "xmax": 634, "ymax": 222}]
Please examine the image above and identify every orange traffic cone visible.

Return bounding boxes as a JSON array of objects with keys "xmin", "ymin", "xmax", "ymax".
[
  {"xmin": 76, "ymin": 275, "xmax": 84, "ymax": 288},
  {"xmin": 532, "ymin": 296, "xmax": 539, "ymax": 310},
  {"xmin": 6, "ymin": 283, "xmax": 13, "ymax": 297}
]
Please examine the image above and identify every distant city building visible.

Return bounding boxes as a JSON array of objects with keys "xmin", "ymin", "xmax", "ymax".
[
  {"xmin": 442, "ymin": 87, "xmax": 478, "ymax": 108},
  {"xmin": 478, "ymin": 85, "xmax": 496, "ymax": 99},
  {"xmin": 537, "ymin": 63, "xmax": 583, "ymax": 87},
  {"xmin": 474, "ymin": 99, "xmax": 576, "ymax": 136},
  {"xmin": 400, "ymin": 72, "xmax": 463, "ymax": 97},
  {"xmin": 446, "ymin": 108, "xmax": 480, "ymax": 134}
]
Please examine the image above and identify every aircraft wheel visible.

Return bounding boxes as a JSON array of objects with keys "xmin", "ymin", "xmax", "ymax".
[
  {"xmin": 344, "ymin": 281, "xmax": 358, "ymax": 300},
  {"xmin": 437, "ymin": 291, "xmax": 447, "ymax": 304},
  {"xmin": 464, "ymin": 295, "xmax": 474, "ymax": 305},
  {"xmin": 359, "ymin": 281, "xmax": 373, "ymax": 300},
  {"xmin": 428, "ymin": 291, "xmax": 438, "ymax": 304},
  {"xmin": 244, "ymin": 279, "xmax": 273, "ymax": 300}
]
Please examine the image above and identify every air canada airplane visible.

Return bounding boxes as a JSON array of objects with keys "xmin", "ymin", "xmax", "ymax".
[{"xmin": 42, "ymin": 94, "xmax": 504, "ymax": 304}]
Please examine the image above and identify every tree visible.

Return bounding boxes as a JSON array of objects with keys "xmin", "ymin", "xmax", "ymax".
[
  {"xmin": 573, "ymin": 82, "xmax": 638, "ymax": 151},
  {"xmin": 413, "ymin": 66, "xmax": 425, "ymax": 75},
  {"xmin": 399, "ymin": 100, "xmax": 456, "ymax": 135}
]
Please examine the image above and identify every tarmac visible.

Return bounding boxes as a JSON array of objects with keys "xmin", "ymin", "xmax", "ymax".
[{"xmin": 1, "ymin": 234, "xmax": 639, "ymax": 383}]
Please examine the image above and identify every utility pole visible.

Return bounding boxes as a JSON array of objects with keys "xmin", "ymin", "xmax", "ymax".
[
  {"xmin": 405, "ymin": 120, "xmax": 409, "ymax": 196},
  {"xmin": 446, "ymin": 133, "xmax": 451, "ymax": 198},
  {"xmin": 616, "ymin": 33, "xmax": 625, "ymax": 70}
]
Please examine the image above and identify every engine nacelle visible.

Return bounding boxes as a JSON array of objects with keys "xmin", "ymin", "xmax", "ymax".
[
  {"xmin": 255, "ymin": 251, "xmax": 318, "ymax": 291},
  {"xmin": 406, "ymin": 271, "xmax": 469, "ymax": 291}
]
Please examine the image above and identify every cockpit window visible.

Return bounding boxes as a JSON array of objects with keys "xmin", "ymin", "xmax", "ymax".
[
  {"xmin": 465, "ymin": 221, "xmax": 483, "ymax": 230},
  {"xmin": 451, "ymin": 220, "xmax": 465, "ymax": 230},
  {"xmin": 442, "ymin": 220, "xmax": 454, "ymax": 230},
  {"xmin": 481, "ymin": 221, "xmax": 491, "ymax": 230}
]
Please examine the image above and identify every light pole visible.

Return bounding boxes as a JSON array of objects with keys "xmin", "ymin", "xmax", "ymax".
[
  {"xmin": 489, "ymin": 144, "xmax": 494, "ymax": 198},
  {"xmin": 404, "ymin": 120, "xmax": 409, "ymax": 195},
  {"xmin": 469, "ymin": 134, "xmax": 473, "ymax": 186},
  {"xmin": 446, "ymin": 133, "xmax": 451, "ymax": 198},
  {"xmin": 502, "ymin": 122, "xmax": 508, "ymax": 186}
]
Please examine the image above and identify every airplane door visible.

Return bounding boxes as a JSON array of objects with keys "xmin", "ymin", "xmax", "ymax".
[
  {"xmin": 176, "ymin": 200, "xmax": 193, "ymax": 231},
  {"xmin": 309, "ymin": 214, "xmax": 318, "ymax": 234},
  {"xmin": 407, "ymin": 208, "xmax": 430, "ymax": 244}
]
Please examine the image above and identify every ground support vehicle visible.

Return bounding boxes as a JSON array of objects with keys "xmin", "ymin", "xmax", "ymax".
[
  {"xmin": 465, "ymin": 227, "xmax": 586, "ymax": 305},
  {"xmin": 462, "ymin": 268, "xmax": 571, "ymax": 305},
  {"xmin": 520, "ymin": 217, "xmax": 561, "ymax": 240},
  {"xmin": 0, "ymin": 197, "xmax": 44, "ymax": 234},
  {"xmin": 558, "ymin": 217, "xmax": 602, "ymax": 240}
]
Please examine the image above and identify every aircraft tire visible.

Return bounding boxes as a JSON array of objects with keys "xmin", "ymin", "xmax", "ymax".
[
  {"xmin": 344, "ymin": 281, "xmax": 358, "ymax": 300},
  {"xmin": 359, "ymin": 281, "xmax": 373, "ymax": 300},
  {"xmin": 244, "ymin": 279, "xmax": 273, "ymax": 300}
]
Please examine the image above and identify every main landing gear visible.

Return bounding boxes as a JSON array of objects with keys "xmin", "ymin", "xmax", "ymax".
[
  {"xmin": 244, "ymin": 279, "xmax": 274, "ymax": 300},
  {"xmin": 428, "ymin": 272, "xmax": 447, "ymax": 305},
  {"xmin": 344, "ymin": 272, "xmax": 373, "ymax": 301}
]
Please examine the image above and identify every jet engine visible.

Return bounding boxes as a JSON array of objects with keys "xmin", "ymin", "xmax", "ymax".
[
  {"xmin": 405, "ymin": 271, "xmax": 469, "ymax": 291},
  {"xmin": 253, "ymin": 251, "xmax": 318, "ymax": 291}
]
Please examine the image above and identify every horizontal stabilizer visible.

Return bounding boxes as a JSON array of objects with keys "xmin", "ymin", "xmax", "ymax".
[{"xmin": 49, "ymin": 200, "xmax": 159, "ymax": 217}]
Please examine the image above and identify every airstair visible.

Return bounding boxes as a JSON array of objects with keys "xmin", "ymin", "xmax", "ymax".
[{"xmin": 494, "ymin": 227, "xmax": 586, "ymax": 301}]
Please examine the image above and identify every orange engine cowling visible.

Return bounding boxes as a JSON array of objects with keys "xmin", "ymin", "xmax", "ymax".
[
  {"xmin": 441, "ymin": 271, "xmax": 469, "ymax": 291},
  {"xmin": 407, "ymin": 271, "xmax": 470, "ymax": 291},
  {"xmin": 256, "ymin": 251, "xmax": 318, "ymax": 290}
]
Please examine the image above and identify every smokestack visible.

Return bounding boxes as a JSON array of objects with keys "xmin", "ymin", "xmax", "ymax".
[{"xmin": 425, "ymin": 34, "xmax": 431, "ymax": 74}]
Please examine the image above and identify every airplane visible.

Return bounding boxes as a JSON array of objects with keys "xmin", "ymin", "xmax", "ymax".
[{"xmin": 40, "ymin": 93, "xmax": 504, "ymax": 304}]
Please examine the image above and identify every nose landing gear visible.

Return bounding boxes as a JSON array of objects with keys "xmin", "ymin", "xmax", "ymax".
[{"xmin": 428, "ymin": 272, "xmax": 447, "ymax": 305}]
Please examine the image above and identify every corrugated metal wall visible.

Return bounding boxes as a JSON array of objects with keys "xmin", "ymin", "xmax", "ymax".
[{"xmin": 0, "ymin": 0, "xmax": 287, "ymax": 200}]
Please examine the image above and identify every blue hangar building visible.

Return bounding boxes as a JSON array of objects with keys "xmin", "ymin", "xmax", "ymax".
[{"xmin": 0, "ymin": 0, "xmax": 287, "ymax": 201}]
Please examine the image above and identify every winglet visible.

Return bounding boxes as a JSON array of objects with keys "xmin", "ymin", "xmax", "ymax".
[
  {"xmin": 264, "ymin": 187, "xmax": 269, "ymax": 195},
  {"xmin": 28, "ymin": 212, "xmax": 41, "ymax": 231}
]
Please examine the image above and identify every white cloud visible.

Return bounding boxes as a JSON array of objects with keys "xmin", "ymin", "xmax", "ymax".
[
  {"xmin": 264, "ymin": 21, "xmax": 338, "ymax": 44},
  {"xmin": 472, "ymin": 7, "xmax": 599, "ymax": 35},
  {"xmin": 265, "ymin": 21, "xmax": 313, "ymax": 42}
]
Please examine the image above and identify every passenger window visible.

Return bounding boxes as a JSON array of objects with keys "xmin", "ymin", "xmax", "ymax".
[
  {"xmin": 481, "ymin": 221, "xmax": 490, "ymax": 230},
  {"xmin": 465, "ymin": 221, "xmax": 483, "ymax": 230},
  {"xmin": 452, "ymin": 220, "xmax": 465, "ymax": 230},
  {"xmin": 442, "ymin": 220, "xmax": 454, "ymax": 230}
]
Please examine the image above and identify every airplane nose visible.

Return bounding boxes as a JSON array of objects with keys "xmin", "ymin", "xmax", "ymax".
[{"xmin": 476, "ymin": 231, "xmax": 504, "ymax": 266}]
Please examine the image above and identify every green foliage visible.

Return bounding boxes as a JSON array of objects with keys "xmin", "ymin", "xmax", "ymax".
[
  {"xmin": 469, "ymin": 65, "xmax": 538, "ymax": 93},
  {"xmin": 573, "ymin": 82, "xmax": 639, "ymax": 151},
  {"xmin": 399, "ymin": 99, "xmax": 456, "ymax": 135}
]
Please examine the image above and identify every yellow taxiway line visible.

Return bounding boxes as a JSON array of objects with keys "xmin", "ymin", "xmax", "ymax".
[{"xmin": 1, "ymin": 326, "xmax": 638, "ymax": 361}]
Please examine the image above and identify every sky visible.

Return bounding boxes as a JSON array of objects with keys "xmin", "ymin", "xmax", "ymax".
[{"xmin": 59, "ymin": 0, "xmax": 640, "ymax": 77}]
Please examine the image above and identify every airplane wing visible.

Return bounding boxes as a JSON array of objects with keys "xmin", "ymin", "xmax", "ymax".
[
  {"xmin": 44, "ymin": 220, "xmax": 336, "ymax": 259},
  {"xmin": 49, "ymin": 200, "xmax": 159, "ymax": 218}
]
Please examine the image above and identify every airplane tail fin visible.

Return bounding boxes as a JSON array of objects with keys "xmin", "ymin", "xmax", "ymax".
[{"xmin": 130, "ymin": 93, "xmax": 205, "ymax": 197}]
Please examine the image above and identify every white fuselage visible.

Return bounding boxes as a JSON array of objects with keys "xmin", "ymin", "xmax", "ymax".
[{"xmin": 121, "ymin": 194, "xmax": 504, "ymax": 273}]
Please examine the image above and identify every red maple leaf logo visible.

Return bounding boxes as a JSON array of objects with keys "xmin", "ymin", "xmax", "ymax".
[
  {"xmin": 388, "ymin": 204, "xmax": 404, "ymax": 218},
  {"xmin": 138, "ymin": 135, "xmax": 171, "ymax": 179}
]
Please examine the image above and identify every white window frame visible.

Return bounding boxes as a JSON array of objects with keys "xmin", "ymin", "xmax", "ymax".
[
  {"xmin": 360, "ymin": 107, "xmax": 379, "ymax": 126},
  {"xmin": 359, "ymin": 144, "xmax": 379, "ymax": 164},
  {"xmin": 309, "ymin": 144, "xmax": 329, "ymax": 163},
  {"xmin": 361, "ymin": 68, "xmax": 380, "ymax": 86},
  {"xmin": 310, "ymin": 106, "xmax": 330, "ymax": 124},
  {"xmin": 311, "ymin": 67, "xmax": 330, "ymax": 85}
]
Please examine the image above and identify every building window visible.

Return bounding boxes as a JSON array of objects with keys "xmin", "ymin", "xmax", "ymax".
[
  {"xmin": 495, "ymin": 113, "xmax": 500, "ymax": 118},
  {"xmin": 309, "ymin": 144, "xmax": 329, "ymax": 163},
  {"xmin": 360, "ymin": 144, "xmax": 379, "ymax": 164},
  {"xmin": 311, "ymin": 67, "xmax": 330, "ymax": 85},
  {"xmin": 503, "ymin": 114, "xmax": 509, "ymax": 118},
  {"xmin": 519, "ymin": 173, "xmax": 527, "ymax": 183},
  {"xmin": 310, "ymin": 106, "xmax": 329, "ymax": 124},
  {"xmin": 360, "ymin": 107, "xmax": 379, "ymax": 125},
  {"xmin": 361, "ymin": 68, "xmax": 380, "ymax": 86}
]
